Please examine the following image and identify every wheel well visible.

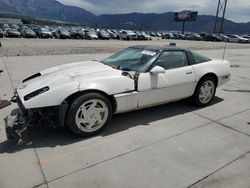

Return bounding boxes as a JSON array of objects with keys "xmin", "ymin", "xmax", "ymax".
[
  {"xmin": 199, "ymin": 73, "xmax": 218, "ymax": 87},
  {"xmin": 64, "ymin": 90, "xmax": 117, "ymax": 112}
]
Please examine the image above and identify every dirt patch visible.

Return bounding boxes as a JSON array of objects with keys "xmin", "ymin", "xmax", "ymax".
[{"xmin": 1, "ymin": 38, "xmax": 250, "ymax": 57}]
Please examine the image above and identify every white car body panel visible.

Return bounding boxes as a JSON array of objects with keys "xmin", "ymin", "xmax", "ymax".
[
  {"xmin": 137, "ymin": 66, "xmax": 196, "ymax": 108},
  {"xmin": 16, "ymin": 56, "xmax": 230, "ymax": 113},
  {"xmin": 17, "ymin": 61, "xmax": 134, "ymax": 109},
  {"xmin": 114, "ymin": 59, "xmax": 230, "ymax": 113}
]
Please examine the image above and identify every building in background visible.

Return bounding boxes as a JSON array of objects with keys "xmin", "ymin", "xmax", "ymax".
[{"xmin": 0, "ymin": 18, "xmax": 23, "ymax": 25}]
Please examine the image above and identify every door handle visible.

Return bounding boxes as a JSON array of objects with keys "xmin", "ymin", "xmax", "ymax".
[{"xmin": 186, "ymin": 71, "xmax": 193, "ymax": 75}]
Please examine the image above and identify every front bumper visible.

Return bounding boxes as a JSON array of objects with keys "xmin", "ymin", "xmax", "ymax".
[
  {"xmin": 4, "ymin": 93, "xmax": 68, "ymax": 140},
  {"xmin": 4, "ymin": 94, "xmax": 28, "ymax": 140},
  {"xmin": 5, "ymin": 111, "xmax": 27, "ymax": 140}
]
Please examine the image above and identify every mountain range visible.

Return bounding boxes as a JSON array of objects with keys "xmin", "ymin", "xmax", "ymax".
[{"xmin": 0, "ymin": 0, "xmax": 250, "ymax": 34}]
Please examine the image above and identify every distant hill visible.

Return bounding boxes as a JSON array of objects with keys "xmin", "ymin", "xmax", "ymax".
[
  {"xmin": 99, "ymin": 13, "xmax": 250, "ymax": 34},
  {"xmin": 0, "ymin": 0, "xmax": 100, "ymax": 25},
  {"xmin": 0, "ymin": 0, "xmax": 250, "ymax": 34}
]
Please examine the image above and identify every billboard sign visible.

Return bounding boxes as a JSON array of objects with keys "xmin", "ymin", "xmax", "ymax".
[
  {"xmin": 174, "ymin": 11, "xmax": 198, "ymax": 22},
  {"xmin": 178, "ymin": 10, "xmax": 191, "ymax": 21}
]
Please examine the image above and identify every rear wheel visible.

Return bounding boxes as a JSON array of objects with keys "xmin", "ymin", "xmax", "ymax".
[
  {"xmin": 66, "ymin": 93, "xmax": 112, "ymax": 137},
  {"xmin": 192, "ymin": 76, "xmax": 216, "ymax": 106}
]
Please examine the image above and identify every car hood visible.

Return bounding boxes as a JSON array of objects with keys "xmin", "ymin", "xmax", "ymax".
[
  {"xmin": 17, "ymin": 60, "xmax": 134, "ymax": 101},
  {"xmin": 9, "ymin": 31, "xmax": 20, "ymax": 34},
  {"xmin": 26, "ymin": 31, "xmax": 35, "ymax": 34}
]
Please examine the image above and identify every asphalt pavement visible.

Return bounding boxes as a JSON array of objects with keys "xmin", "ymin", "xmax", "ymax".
[{"xmin": 0, "ymin": 48, "xmax": 250, "ymax": 188}]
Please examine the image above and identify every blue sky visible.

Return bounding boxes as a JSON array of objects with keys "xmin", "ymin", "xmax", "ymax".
[{"xmin": 58, "ymin": 0, "xmax": 250, "ymax": 23}]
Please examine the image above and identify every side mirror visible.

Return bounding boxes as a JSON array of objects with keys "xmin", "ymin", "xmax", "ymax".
[{"xmin": 150, "ymin": 66, "xmax": 165, "ymax": 75}]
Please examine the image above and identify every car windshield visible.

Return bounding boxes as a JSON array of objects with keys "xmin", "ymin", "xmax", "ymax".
[
  {"xmin": 102, "ymin": 47, "xmax": 160, "ymax": 72},
  {"xmin": 100, "ymin": 31, "xmax": 108, "ymax": 35},
  {"xmin": 42, "ymin": 28, "xmax": 50, "ymax": 32},
  {"xmin": 26, "ymin": 29, "xmax": 33, "ymax": 32},
  {"xmin": 88, "ymin": 31, "xmax": 96, "ymax": 35},
  {"xmin": 9, "ymin": 29, "xmax": 18, "ymax": 32}
]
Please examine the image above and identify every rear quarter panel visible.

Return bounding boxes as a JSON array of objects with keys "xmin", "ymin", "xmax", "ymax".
[{"xmin": 192, "ymin": 59, "xmax": 231, "ymax": 86}]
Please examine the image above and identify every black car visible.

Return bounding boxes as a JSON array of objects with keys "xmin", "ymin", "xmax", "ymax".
[
  {"xmin": 70, "ymin": 28, "xmax": 84, "ymax": 39},
  {"xmin": 55, "ymin": 28, "xmax": 71, "ymax": 39},
  {"xmin": 5, "ymin": 28, "xmax": 21, "ymax": 38},
  {"xmin": 22, "ymin": 28, "xmax": 36, "ymax": 38},
  {"xmin": 185, "ymin": 33, "xmax": 203, "ymax": 41},
  {"xmin": 0, "ymin": 28, "xmax": 4, "ymax": 38},
  {"xmin": 173, "ymin": 33, "xmax": 186, "ymax": 40},
  {"xmin": 204, "ymin": 34, "xmax": 222, "ymax": 42},
  {"xmin": 97, "ymin": 30, "xmax": 110, "ymax": 40}
]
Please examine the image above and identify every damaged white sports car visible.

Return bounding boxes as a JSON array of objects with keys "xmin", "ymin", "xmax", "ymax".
[{"xmin": 5, "ymin": 45, "xmax": 230, "ymax": 139}]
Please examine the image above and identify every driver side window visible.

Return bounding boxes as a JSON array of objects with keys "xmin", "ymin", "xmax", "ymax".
[{"xmin": 156, "ymin": 51, "xmax": 189, "ymax": 70}]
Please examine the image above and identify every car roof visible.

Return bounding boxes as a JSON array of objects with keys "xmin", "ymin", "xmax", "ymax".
[{"xmin": 130, "ymin": 45, "xmax": 187, "ymax": 52}]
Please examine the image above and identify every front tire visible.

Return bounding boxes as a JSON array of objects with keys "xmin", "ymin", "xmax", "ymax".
[
  {"xmin": 192, "ymin": 76, "xmax": 216, "ymax": 106},
  {"xmin": 66, "ymin": 93, "xmax": 112, "ymax": 137}
]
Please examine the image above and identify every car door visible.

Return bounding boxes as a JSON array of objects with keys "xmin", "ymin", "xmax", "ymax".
[{"xmin": 137, "ymin": 50, "xmax": 196, "ymax": 108}]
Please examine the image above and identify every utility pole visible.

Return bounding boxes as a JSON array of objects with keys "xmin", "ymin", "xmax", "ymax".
[
  {"xmin": 214, "ymin": 0, "xmax": 228, "ymax": 34},
  {"xmin": 182, "ymin": 21, "xmax": 185, "ymax": 34}
]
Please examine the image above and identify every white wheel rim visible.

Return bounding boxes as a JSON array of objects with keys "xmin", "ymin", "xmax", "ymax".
[
  {"xmin": 199, "ymin": 80, "xmax": 215, "ymax": 104},
  {"xmin": 75, "ymin": 99, "xmax": 108, "ymax": 133}
]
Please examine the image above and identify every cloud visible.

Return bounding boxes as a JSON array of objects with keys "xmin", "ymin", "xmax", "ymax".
[{"xmin": 58, "ymin": 0, "xmax": 250, "ymax": 22}]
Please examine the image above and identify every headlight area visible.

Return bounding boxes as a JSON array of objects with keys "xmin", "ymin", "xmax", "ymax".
[{"xmin": 24, "ymin": 86, "xmax": 49, "ymax": 101}]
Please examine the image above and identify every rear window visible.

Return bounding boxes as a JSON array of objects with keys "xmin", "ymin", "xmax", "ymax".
[{"xmin": 192, "ymin": 51, "xmax": 211, "ymax": 64}]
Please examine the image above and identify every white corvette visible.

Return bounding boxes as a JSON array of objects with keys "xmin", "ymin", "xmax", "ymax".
[{"xmin": 5, "ymin": 45, "xmax": 230, "ymax": 139}]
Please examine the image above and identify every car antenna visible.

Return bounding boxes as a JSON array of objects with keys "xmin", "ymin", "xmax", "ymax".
[
  {"xmin": 222, "ymin": 42, "xmax": 227, "ymax": 60},
  {"xmin": 3, "ymin": 54, "xmax": 15, "ymax": 92}
]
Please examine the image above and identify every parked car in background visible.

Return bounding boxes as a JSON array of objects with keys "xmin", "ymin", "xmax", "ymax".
[
  {"xmin": 217, "ymin": 34, "xmax": 229, "ymax": 42},
  {"xmin": 38, "ymin": 27, "xmax": 53, "ymax": 38},
  {"xmin": 10, "ymin": 24, "xmax": 20, "ymax": 31},
  {"xmin": 185, "ymin": 33, "xmax": 203, "ymax": 41},
  {"xmin": 98, "ymin": 30, "xmax": 110, "ymax": 40},
  {"xmin": 3, "ymin": 24, "xmax": 10, "ymax": 31},
  {"xmin": 162, "ymin": 32, "xmax": 175, "ymax": 39},
  {"xmin": 55, "ymin": 28, "xmax": 71, "ymax": 39},
  {"xmin": 156, "ymin": 32, "xmax": 162, "ymax": 37},
  {"xmin": 136, "ymin": 31, "xmax": 152, "ymax": 40},
  {"xmin": 70, "ymin": 28, "xmax": 84, "ymax": 39},
  {"xmin": 149, "ymin": 32, "xmax": 157, "ymax": 37},
  {"xmin": 0, "ymin": 28, "xmax": 4, "ymax": 38},
  {"xmin": 241, "ymin": 34, "xmax": 250, "ymax": 41},
  {"xmin": 22, "ymin": 28, "xmax": 36, "ymax": 38},
  {"xmin": 226, "ymin": 34, "xmax": 247, "ymax": 43},
  {"xmin": 85, "ymin": 30, "xmax": 98, "ymax": 40},
  {"xmin": 106, "ymin": 29, "xmax": 118, "ymax": 39},
  {"xmin": 204, "ymin": 34, "xmax": 222, "ymax": 42},
  {"xmin": 5, "ymin": 28, "xmax": 21, "ymax": 38},
  {"xmin": 233, "ymin": 35, "xmax": 248, "ymax": 43},
  {"xmin": 31, "ymin": 26, "xmax": 41, "ymax": 36},
  {"xmin": 119, "ymin": 30, "xmax": 137, "ymax": 40},
  {"xmin": 173, "ymin": 33, "xmax": 186, "ymax": 40}
]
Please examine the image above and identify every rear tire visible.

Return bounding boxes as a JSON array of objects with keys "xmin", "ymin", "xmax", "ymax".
[
  {"xmin": 66, "ymin": 93, "xmax": 112, "ymax": 137},
  {"xmin": 192, "ymin": 76, "xmax": 217, "ymax": 107}
]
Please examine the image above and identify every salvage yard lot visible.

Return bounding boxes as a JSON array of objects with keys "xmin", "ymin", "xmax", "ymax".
[{"xmin": 0, "ymin": 39, "xmax": 250, "ymax": 188}]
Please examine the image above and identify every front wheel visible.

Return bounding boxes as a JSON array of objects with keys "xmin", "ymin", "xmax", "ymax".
[
  {"xmin": 66, "ymin": 93, "xmax": 112, "ymax": 137},
  {"xmin": 192, "ymin": 77, "xmax": 216, "ymax": 106}
]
